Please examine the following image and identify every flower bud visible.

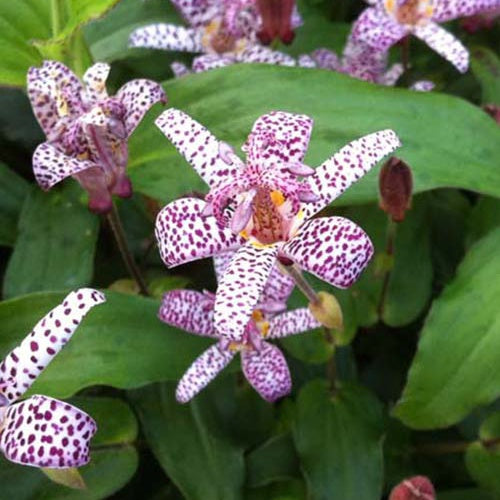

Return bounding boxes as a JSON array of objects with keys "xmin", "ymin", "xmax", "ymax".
[
  {"xmin": 256, "ymin": 0, "xmax": 296, "ymax": 45},
  {"xmin": 389, "ymin": 476, "xmax": 435, "ymax": 500},
  {"xmin": 379, "ymin": 157, "xmax": 413, "ymax": 222},
  {"xmin": 308, "ymin": 291, "xmax": 343, "ymax": 331}
]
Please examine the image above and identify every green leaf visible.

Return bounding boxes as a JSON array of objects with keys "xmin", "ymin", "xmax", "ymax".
[
  {"xmin": 0, "ymin": 290, "xmax": 215, "ymax": 398},
  {"xmin": 128, "ymin": 65, "xmax": 500, "ymax": 206},
  {"xmin": 0, "ymin": 396, "xmax": 138, "ymax": 499},
  {"xmin": 292, "ymin": 380, "xmax": 384, "ymax": 500},
  {"xmin": 467, "ymin": 196, "xmax": 500, "ymax": 246},
  {"xmin": 3, "ymin": 182, "xmax": 99, "ymax": 299},
  {"xmin": 0, "ymin": 162, "xmax": 30, "ymax": 246},
  {"xmin": 470, "ymin": 46, "xmax": 500, "ymax": 105},
  {"xmin": 466, "ymin": 443, "xmax": 500, "ymax": 497},
  {"xmin": 394, "ymin": 227, "xmax": 500, "ymax": 429},
  {"xmin": 440, "ymin": 489, "xmax": 495, "ymax": 500},
  {"xmin": 130, "ymin": 382, "xmax": 245, "ymax": 500}
]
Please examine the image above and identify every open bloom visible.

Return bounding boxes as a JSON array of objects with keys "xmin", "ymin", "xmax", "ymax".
[
  {"xmin": 351, "ymin": 0, "xmax": 500, "ymax": 73},
  {"xmin": 155, "ymin": 109, "xmax": 401, "ymax": 340},
  {"xmin": 0, "ymin": 289, "xmax": 105, "ymax": 468},
  {"xmin": 129, "ymin": 0, "xmax": 299, "ymax": 73},
  {"xmin": 28, "ymin": 61, "xmax": 166, "ymax": 213},
  {"xmin": 160, "ymin": 253, "xmax": 319, "ymax": 402}
]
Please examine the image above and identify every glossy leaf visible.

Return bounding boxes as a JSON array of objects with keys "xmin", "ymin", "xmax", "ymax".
[
  {"xmin": 3, "ymin": 182, "xmax": 99, "ymax": 298},
  {"xmin": 394, "ymin": 227, "xmax": 500, "ymax": 429},
  {"xmin": 292, "ymin": 380, "xmax": 384, "ymax": 500}
]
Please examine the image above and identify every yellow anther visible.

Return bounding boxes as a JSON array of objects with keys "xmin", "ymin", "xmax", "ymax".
[
  {"xmin": 77, "ymin": 152, "xmax": 89, "ymax": 161},
  {"xmin": 270, "ymin": 190, "xmax": 285, "ymax": 207},
  {"xmin": 239, "ymin": 230, "xmax": 249, "ymax": 240},
  {"xmin": 252, "ymin": 310, "xmax": 264, "ymax": 322},
  {"xmin": 260, "ymin": 322, "xmax": 270, "ymax": 338},
  {"xmin": 385, "ymin": 0, "xmax": 395, "ymax": 12},
  {"xmin": 228, "ymin": 342, "xmax": 240, "ymax": 352},
  {"xmin": 425, "ymin": 5, "xmax": 434, "ymax": 16},
  {"xmin": 56, "ymin": 95, "xmax": 69, "ymax": 117}
]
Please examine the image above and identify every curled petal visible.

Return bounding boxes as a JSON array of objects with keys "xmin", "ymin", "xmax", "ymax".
[
  {"xmin": 33, "ymin": 143, "xmax": 96, "ymax": 190},
  {"xmin": 214, "ymin": 244, "xmax": 279, "ymax": 340},
  {"xmin": 380, "ymin": 63, "xmax": 404, "ymax": 86},
  {"xmin": 241, "ymin": 343, "xmax": 291, "ymax": 402},
  {"xmin": 192, "ymin": 54, "xmax": 236, "ymax": 73},
  {"xmin": 155, "ymin": 198, "xmax": 245, "ymax": 268},
  {"xmin": 268, "ymin": 308, "xmax": 320, "ymax": 338},
  {"xmin": 129, "ymin": 24, "xmax": 203, "ymax": 52},
  {"xmin": 176, "ymin": 345, "xmax": 235, "ymax": 403},
  {"xmin": 414, "ymin": 22, "xmax": 469, "ymax": 73},
  {"xmin": 0, "ymin": 395, "xmax": 96, "ymax": 468},
  {"xmin": 282, "ymin": 217, "xmax": 374, "ymax": 289},
  {"xmin": 352, "ymin": 6, "xmax": 407, "ymax": 51},
  {"xmin": 158, "ymin": 290, "xmax": 216, "ymax": 337},
  {"xmin": 155, "ymin": 108, "xmax": 244, "ymax": 188},
  {"xmin": 116, "ymin": 79, "xmax": 167, "ymax": 136},
  {"xmin": 432, "ymin": 0, "xmax": 500, "ymax": 22},
  {"xmin": 83, "ymin": 63, "xmax": 110, "ymax": 103},
  {"xmin": 303, "ymin": 129, "xmax": 401, "ymax": 219},
  {"xmin": 0, "ymin": 289, "xmax": 105, "ymax": 404}
]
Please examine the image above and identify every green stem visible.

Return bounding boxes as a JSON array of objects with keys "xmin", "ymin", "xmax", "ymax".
[
  {"xmin": 377, "ymin": 217, "xmax": 397, "ymax": 317},
  {"xmin": 401, "ymin": 36, "xmax": 411, "ymax": 74},
  {"xmin": 106, "ymin": 203, "xmax": 150, "ymax": 296},
  {"xmin": 51, "ymin": 0, "xmax": 63, "ymax": 37}
]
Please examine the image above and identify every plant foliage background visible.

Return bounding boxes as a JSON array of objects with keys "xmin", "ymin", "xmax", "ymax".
[{"xmin": 0, "ymin": 0, "xmax": 500, "ymax": 498}]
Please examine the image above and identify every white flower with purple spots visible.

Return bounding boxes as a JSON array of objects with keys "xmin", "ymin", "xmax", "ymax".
[
  {"xmin": 160, "ymin": 253, "xmax": 319, "ymax": 402},
  {"xmin": 154, "ymin": 109, "xmax": 401, "ymax": 340},
  {"xmin": 28, "ymin": 61, "xmax": 166, "ymax": 213},
  {"xmin": 351, "ymin": 0, "xmax": 500, "ymax": 73},
  {"xmin": 0, "ymin": 289, "xmax": 105, "ymax": 468},
  {"xmin": 128, "ymin": 0, "xmax": 299, "ymax": 73}
]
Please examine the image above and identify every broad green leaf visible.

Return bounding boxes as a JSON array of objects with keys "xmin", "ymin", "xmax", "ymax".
[
  {"xmin": 130, "ymin": 382, "xmax": 245, "ymax": 500},
  {"xmin": 466, "ymin": 443, "xmax": 500, "ymax": 497},
  {"xmin": 0, "ymin": 0, "xmax": 119, "ymax": 87},
  {"xmin": 128, "ymin": 65, "xmax": 500, "ymax": 206},
  {"xmin": 471, "ymin": 46, "xmax": 500, "ymax": 104},
  {"xmin": 3, "ymin": 182, "xmax": 99, "ymax": 298},
  {"xmin": 394, "ymin": 228, "xmax": 500, "ymax": 429},
  {"xmin": 0, "ymin": 291, "xmax": 216, "ymax": 398},
  {"xmin": 0, "ymin": 396, "xmax": 138, "ymax": 499},
  {"xmin": 0, "ymin": 162, "xmax": 30, "ymax": 246},
  {"xmin": 292, "ymin": 380, "xmax": 384, "ymax": 500},
  {"xmin": 467, "ymin": 196, "xmax": 500, "ymax": 246}
]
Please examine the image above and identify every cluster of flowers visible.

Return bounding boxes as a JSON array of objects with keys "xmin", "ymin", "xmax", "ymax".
[{"xmin": 11, "ymin": 0, "xmax": 497, "ymax": 476}]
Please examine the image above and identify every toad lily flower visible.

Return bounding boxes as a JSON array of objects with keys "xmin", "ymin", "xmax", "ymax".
[
  {"xmin": 351, "ymin": 0, "xmax": 500, "ymax": 73},
  {"xmin": 28, "ymin": 61, "xmax": 166, "ymax": 213},
  {"xmin": 159, "ymin": 253, "xmax": 319, "ymax": 402},
  {"xmin": 0, "ymin": 289, "xmax": 105, "ymax": 468},
  {"xmin": 129, "ymin": 0, "xmax": 299, "ymax": 72},
  {"xmin": 155, "ymin": 109, "xmax": 401, "ymax": 340}
]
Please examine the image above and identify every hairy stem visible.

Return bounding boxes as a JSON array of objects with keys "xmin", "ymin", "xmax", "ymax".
[{"xmin": 106, "ymin": 203, "xmax": 150, "ymax": 296}]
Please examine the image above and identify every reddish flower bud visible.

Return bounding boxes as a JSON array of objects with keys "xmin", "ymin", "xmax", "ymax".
[
  {"xmin": 389, "ymin": 476, "xmax": 436, "ymax": 500},
  {"xmin": 379, "ymin": 157, "xmax": 413, "ymax": 222},
  {"xmin": 483, "ymin": 104, "xmax": 500, "ymax": 125},
  {"xmin": 256, "ymin": 0, "xmax": 296, "ymax": 45}
]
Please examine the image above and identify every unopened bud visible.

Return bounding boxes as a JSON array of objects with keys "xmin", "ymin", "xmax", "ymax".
[
  {"xmin": 108, "ymin": 279, "xmax": 140, "ymax": 295},
  {"xmin": 256, "ymin": 0, "xmax": 296, "ymax": 45},
  {"xmin": 483, "ymin": 104, "xmax": 500, "ymax": 125},
  {"xmin": 308, "ymin": 291, "xmax": 343, "ymax": 330},
  {"xmin": 42, "ymin": 467, "xmax": 87, "ymax": 490},
  {"xmin": 389, "ymin": 476, "xmax": 435, "ymax": 500},
  {"xmin": 379, "ymin": 157, "xmax": 413, "ymax": 222}
]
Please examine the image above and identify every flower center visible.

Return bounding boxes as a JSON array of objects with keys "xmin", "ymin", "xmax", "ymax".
[
  {"xmin": 202, "ymin": 19, "xmax": 245, "ymax": 54},
  {"xmin": 385, "ymin": 0, "xmax": 434, "ymax": 26}
]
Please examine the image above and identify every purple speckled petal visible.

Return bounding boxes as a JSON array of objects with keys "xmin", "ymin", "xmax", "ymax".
[
  {"xmin": 213, "ymin": 251, "xmax": 236, "ymax": 283},
  {"xmin": 282, "ymin": 217, "xmax": 374, "ymax": 289},
  {"xmin": 192, "ymin": 54, "xmax": 236, "ymax": 73},
  {"xmin": 237, "ymin": 45, "xmax": 297, "ymax": 66},
  {"xmin": 171, "ymin": 0, "xmax": 220, "ymax": 27},
  {"xmin": 158, "ymin": 290, "xmax": 216, "ymax": 337},
  {"xmin": 352, "ymin": 6, "xmax": 408, "ymax": 51},
  {"xmin": 241, "ymin": 343, "xmax": 291, "ymax": 402},
  {"xmin": 0, "ymin": 395, "xmax": 96, "ymax": 468},
  {"xmin": 116, "ymin": 79, "xmax": 167, "ymax": 137},
  {"xmin": 410, "ymin": 80, "xmax": 435, "ymax": 91},
  {"xmin": 27, "ymin": 61, "xmax": 84, "ymax": 138},
  {"xmin": 379, "ymin": 63, "xmax": 404, "ymax": 86},
  {"xmin": 83, "ymin": 63, "xmax": 110, "ymax": 103},
  {"xmin": 171, "ymin": 61, "xmax": 192, "ymax": 78},
  {"xmin": 129, "ymin": 24, "xmax": 203, "ymax": 52},
  {"xmin": 176, "ymin": 344, "xmax": 235, "ymax": 403},
  {"xmin": 268, "ymin": 308, "xmax": 320, "ymax": 338},
  {"xmin": 214, "ymin": 244, "xmax": 279, "ymax": 341},
  {"xmin": 155, "ymin": 198, "xmax": 245, "ymax": 268},
  {"xmin": 303, "ymin": 129, "xmax": 401, "ymax": 219},
  {"xmin": 155, "ymin": 108, "xmax": 244, "ymax": 188},
  {"xmin": 33, "ymin": 142, "xmax": 96, "ymax": 190},
  {"xmin": 0, "ymin": 289, "xmax": 105, "ymax": 405},
  {"xmin": 414, "ymin": 22, "xmax": 469, "ymax": 72},
  {"xmin": 259, "ymin": 266, "xmax": 295, "ymax": 311},
  {"xmin": 311, "ymin": 48, "xmax": 341, "ymax": 70},
  {"xmin": 433, "ymin": 0, "xmax": 500, "ymax": 22}
]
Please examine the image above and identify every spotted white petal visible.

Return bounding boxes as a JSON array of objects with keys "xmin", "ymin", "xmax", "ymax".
[
  {"xmin": 268, "ymin": 308, "xmax": 320, "ymax": 338},
  {"xmin": 0, "ymin": 289, "xmax": 105, "ymax": 404},
  {"xmin": 175, "ymin": 345, "xmax": 235, "ymax": 403},
  {"xmin": 380, "ymin": 63, "xmax": 404, "ymax": 86},
  {"xmin": 237, "ymin": 45, "xmax": 297, "ymax": 66},
  {"xmin": 129, "ymin": 23, "xmax": 203, "ymax": 52},
  {"xmin": 192, "ymin": 54, "xmax": 236, "ymax": 73},
  {"xmin": 0, "ymin": 395, "xmax": 96, "ymax": 468},
  {"xmin": 433, "ymin": 0, "xmax": 500, "ymax": 23},
  {"xmin": 155, "ymin": 198, "xmax": 245, "ymax": 268},
  {"xmin": 83, "ymin": 63, "xmax": 110, "ymax": 103},
  {"xmin": 158, "ymin": 290, "xmax": 216, "ymax": 337},
  {"xmin": 155, "ymin": 108, "xmax": 244, "ymax": 188},
  {"xmin": 214, "ymin": 244, "xmax": 279, "ymax": 341},
  {"xmin": 171, "ymin": 0, "xmax": 220, "ymax": 28},
  {"xmin": 303, "ymin": 129, "xmax": 401, "ymax": 219},
  {"xmin": 171, "ymin": 61, "xmax": 192, "ymax": 78},
  {"xmin": 282, "ymin": 217, "xmax": 374, "ymax": 289}
]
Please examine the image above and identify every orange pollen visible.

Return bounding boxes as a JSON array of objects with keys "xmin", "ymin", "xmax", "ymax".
[
  {"xmin": 270, "ymin": 190, "xmax": 285, "ymax": 206},
  {"xmin": 252, "ymin": 310, "xmax": 264, "ymax": 322}
]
